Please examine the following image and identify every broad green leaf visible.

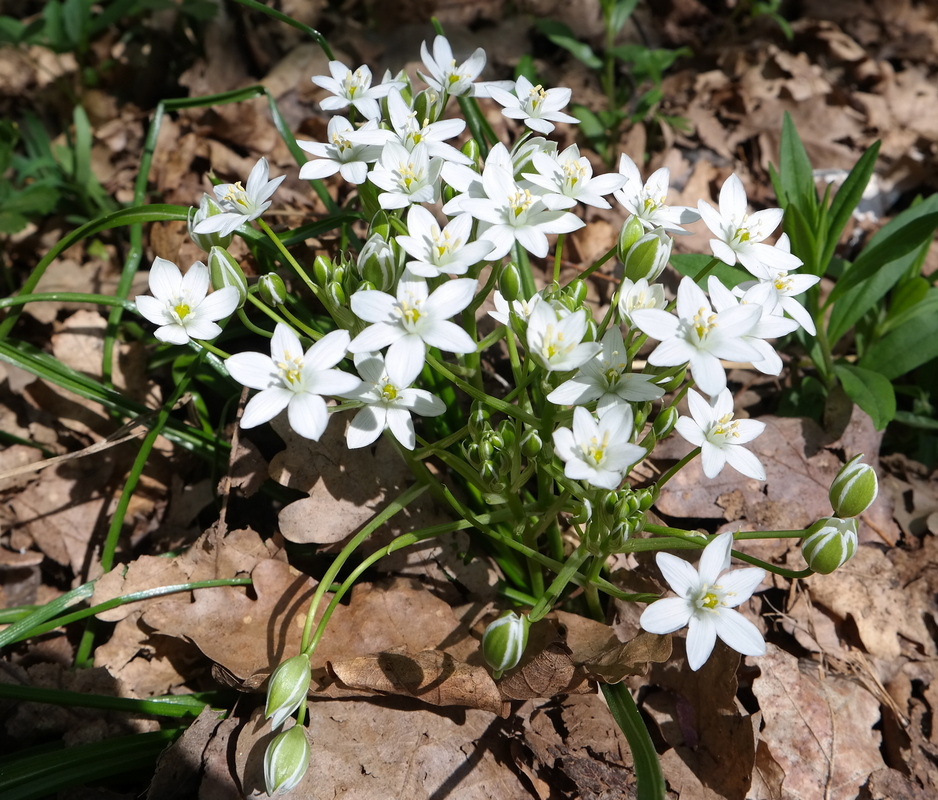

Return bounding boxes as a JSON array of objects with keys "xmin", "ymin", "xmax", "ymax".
[
  {"xmin": 0, "ymin": 184, "xmax": 57, "ymax": 215},
  {"xmin": 534, "ymin": 20, "xmax": 602, "ymax": 70},
  {"xmin": 821, "ymin": 140, "xmax": 880, "ymax": 268},
  {"xmin": 776, "ymin": 112, "xmax": 816, "ymax": 208},
  {"xmin": 878, "ymin": 284, "xmax": 938, "ymax": 338},
  {"xmin": 669, "ymin": 253, "xmax": 750, "ymax": 288},
  {"xmin": 571, "ymin": 104, "xmax": 606, "ymax": 140},
  {"xmin": 825, "ymin": 236, "xmax": 928, "ymax": 346},
  {"xmin": 858, "ymin": 299, "xmax": 938, "ymax": 379},
  {"xmin": 609, "ymin": 0, "xmax": 640, "ymax": 34},
  {"xmin": 0, "ymin": 16, "xmax": 24, "ymax": 43},
  {"xmin": 825, "ymin": 207, "xmax": 938, "ymax": 307},
  {"xmin": 833, "ymin": 363, "xmax": 896, "ymax": 429},
  {"xmin": 893, "ymin": 410, "xmax": 938, "ymax": 431}
]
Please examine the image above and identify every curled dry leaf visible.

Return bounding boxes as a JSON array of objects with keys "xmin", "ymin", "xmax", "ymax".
[{"xmin": 328, "ymin": 649, "xmax": 507, "ymax": 717}]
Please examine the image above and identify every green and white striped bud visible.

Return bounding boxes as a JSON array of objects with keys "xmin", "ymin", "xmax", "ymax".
[
  {"xmin": 188, "ymin": 194, "xmax": 233, "ymax": 251},
  {"xmin": 498, "ymin": 262, "xmax": 522, "ymax": 303},
  {"xmin": 258, "ymin": 273, "xmax": 287, "ymax": 307},
  {"xmin": 359, "ymin": 231, "xmax": 400, "ymax": 292},
  {"xmin": 520, "ymin": 428, "xmax": 542, "ymax": 458},
  {"xmin": 652, "ymin": 406, "xmax": 679, "ymax": 439},
  {"xmin": 482, "ymin": 611, "xmax": 530, "ymax": 679},
  {"xmin": 265, "ymin": 653, "xmax": 311, "ymax": 730},
  {"xmin": 264, "ymin": 723, "xmax": 310, "ymax": 796},
  {"xmin": 312, "ymin": 255, "xmax": 333, "ymax": 288},
  {"xmin": 802, "ymin": 516, "xmax": 858, "ymax": 574},
  {"xmin": 616, "ymin": 215, "xmax": 646, "ymax": 264},
  {"xmin": 461, "ymin": 138, "xmax": 480, "ymax": 166},
  {"xmin": 208, "ymin": 246, "xmax": 247, "ymax": 308},
  {"xmin": 623, "ymin": 228, "xmax": 672, "ymax": 283},
  {"xmin": 326, "ymin": 280, "xmax": 346, "ymax": 307},
  {"xmin": 829, "ymin": 455, "xmax": 878, "ymax": 518}
]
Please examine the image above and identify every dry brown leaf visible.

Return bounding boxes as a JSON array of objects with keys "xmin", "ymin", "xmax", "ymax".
[
  {"xmin": 233, "ymin": 702, "xmax": 532, "ymax": 799},
  {"xmin": 752, "ymin": 644, "xmax": 885, "ymax": 800},
  {"xmin": 328, "ymin": 649, "xmax": 506, "ymax": 716}
]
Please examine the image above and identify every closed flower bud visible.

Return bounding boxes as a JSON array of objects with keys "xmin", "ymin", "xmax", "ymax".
[
  {"xmin": 188, "ymin": 195, "xmax": 233, "ymax": 251},
  {"xmin": 265, "ymin": 654, "xmax": 311, "ymax": 730},
  {"xmin": 497, "ymin": 420, "xmax": 516, "ymax": 450},
  {"xmin": 520, "ymin": 428, "xmax": 542, "ymax": 458},
  {"xmin": 623, "ymin": 228, "xmax": 672, "ymax": 283},
  {"xmin": 563, "ymin": 279, "xmax": 588, "ymax": 310},
  {"xmin": 414, "ymin": 88, "xmax": 444, "ymax": 123},
  {"xmin": 264, "ymin": 724, "xmax": 310, "ymax": 796},
  {"xmin": 468, "ymin": 402, "xmax": 489, "ymax": 437},
  {"xmin": 208, "ymin": 247, "xmax": 248, "ymax": 308},
  {"xmin": 498, "ymin": 262, "xmax": 522, "ymax": 303},
  {"xmin": 829, "ymin": 455, "xmax": 878, "ymax": 518},
  {"xmin": 482, "ymin": 611, "xmax": 530, "ymax": 679},
  {"xmin": 313, "ymin": 255, "xmax": 332, "ymax": 287},
  {"xmin": 802, "ymin": 517, "xmax": 858, "ymax": 574},
  {"xmin": 652, "ymin": 406, "xmax": 679, "ymax": 439},
  {"xmin": 616, "ymin": 216, "xmax": 646, "ymax": 264},
  {"xmin": 479, "ymin": 459, "xmax": 500, "ymax": 485},
  {"xmin": 258, "ymin": 273, "xmax": 287, "ymax": 307},
  {"xmin": 463, "ymin": 441, "xmax": 482, "ymax": 468},
  {"xmin": 461, "ymin": 138, "xmax": 480, "ymax": 165},
  {"xmin": 326, "ymin": 280, "xmax": 346, "ymax": 307},
  {"xmin": 359, "ymin": 232, "xmax": 400, "ymax": 292},
  {"xmin": 369, "ymin": 210, "xmax": 391, "ymax": 242}
]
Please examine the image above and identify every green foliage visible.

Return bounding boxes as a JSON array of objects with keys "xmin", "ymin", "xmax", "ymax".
[
  {"xmin": 771, "ymin": 112, "xmax": 938, "ymax": 431},
  {"xmin": 534, "ymin": 1, "xmax": 691, "ymax": 166}
]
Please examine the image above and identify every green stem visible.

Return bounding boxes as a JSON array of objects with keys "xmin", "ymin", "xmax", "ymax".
[
  {"xmin": 654, "ymin": 447, "xmax": 700, "ymax": 490},
  {"xmin": 577, "ymin": 245, "xmax": 617, "ymax": 282},
  {"xmin": 602, "ymin": 682, "xmax": 666, "ymax": 800},
  {"xmin": 0, "ymin": 293, "xmax": 137, "ymax": 312},
  {"xmin": 690, "ymin": 256, "xmax": 722, "ymax": 284},
  {"xmin": 236, "ymin": 307, "xmax": 273, "ymax": 338},
  {"xmin": 299, "ymin": 482, "xmax": 428, "ymax": 654},
  {"xmin": 529, "ymin": 544, "xmax": 592, "ymax": 622},
  {"xmin": 553, "ymin": 233, "xmax": 565, "ymax": 284}
]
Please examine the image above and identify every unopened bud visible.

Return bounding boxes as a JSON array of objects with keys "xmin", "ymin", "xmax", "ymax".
[
  {"xmin": 829, "ymin": 455, "xmax": 878, "ymax": 518},
  {"xmin": 616, "ymin": 216, "xmax": 646, "ymax": 264},
  {"xmin": 498, "ymin": 262, "xmax": 522, "ymax": 303},
  {"xmin": 313, "ymin": 255, "xmax": 332, "ymax": 287},
  {"xmin": 265, "ymin": 654, "xmax": 311, "ymax": 730},
  {"xmin": 479, "ymin": 459, "xmax": 499, "ymax": 485},
  {"xmin": 208, "ymin": 246, "xmax": 247, "ymax": 308},
  {"xmin": 264, "ymin": 724, "xmax": 310, "ymax": 796},
  {"xmin": 359, "ymin": 231, "xmax": 400, "ymax": 292},
  {"xmin": 461, "ymin": 138, "xmax": 480, "ymax": 165},
  {"xmin": 326, "ymin": 280, "xmax": 346, "ymax": 307},
  {"xmin": 482, "ymin": 611, "xmax": 530, "ymax": 679},
  {"xmin": 801, "ymin": 517, "xmax": 858, "ymax": 574},
  {"xmin": 623, "ymin": 228, "xmax": 672, "ymax": 283},
  {"xmin": 468, "ymin": 402, "xmax": 489, "ymax": 437},
  {"xmin": 258, "ymin": 273, "xmax": 287, "ymax": 307},
  {"xmin": 464, "ymin": 442, "xmax": 482, "ymax": 468},
  {"xmin": 188, "ymin": 194, "xmax": 233, "ymax": 251},
  {"xmin": 652, "ymin": 406, "xmax": 679, "ymax": 439},
  {"xmin": 496, "ymin": 419, "xmax": 516, "ymax": 450},
  {"xmin": 564, "ymin": 279, "xmax": 588, "ymax": 309},
  {"xmin": 520, "ymin": 428, "xmax": 542, "ymax": 458}
]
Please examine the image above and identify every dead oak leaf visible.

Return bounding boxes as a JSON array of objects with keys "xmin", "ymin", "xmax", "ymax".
[{"xmin": 752, "ymin": 644, "xmax": 885, "ymax": 800}]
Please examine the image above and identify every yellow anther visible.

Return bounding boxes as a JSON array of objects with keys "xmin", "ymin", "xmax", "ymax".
[
  {"xmin": 174, "ymin": 303, "xmax": 191, "ymax": 320},
  {"xmin": 381, "ymin": 383, "xmax": 398, "ymax": 402}
]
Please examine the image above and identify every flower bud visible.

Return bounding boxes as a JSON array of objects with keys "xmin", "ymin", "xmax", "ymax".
[
  {"xmin": 801, "ymin": 517, "xmax": 858, "ymax": 574},
  {"xmin": 326, "ymin": 280, "xmax": 346, "ymax": 307},
  {"xmin": 463, "ymin": 441, "xmax": 482, "ymax": 468},
  {"xmin": 652, "ymin": 406, "xmax": 679, "ymax": 439},
  {"xmin": 188, "ymin": 194, "xmax": 233, "ymax": 251},
  {"xmin": 829, "ymin": 455, "xmax": 878, "ymax": 518},
  {"xmin": 258, "ymin": 273, "xmax": 287, "ymax": 307},
  {"xmin": 520, "ymin": 428, "xmax": 542, "ymax": 458},
  {"xmin": 313, "ymin": 255, "xmax": 333, "ymax": 287},
  {"xmin": 616, "ymin": 216, "xmax": 646, "ymax": 264},
  {"xmin": 265, "ymin": 654, "xmax": 311, "ymax": 730},
  {"xmin": 623, "ymin": 228, "xmax": 672, "ymax": 283},
  {"xmin": 359, "ymin": 231, "xmax": 400, "ymax": 292},
  {"xmin": 468, "ymin": 401, "xmax": 489, "ymax": 437},
  {"xmin": 482, "ymin": 611, "xmax": 530, "ymax": 679},
  {"xmin": 479, "ymin": 459, "xmax": 500, "ymax": 485},
  {"xmin": 207, "ymin": 247, "xmax": 248, "ymax": 308},
  {"xmin": 496, "ymin": 419, "xmax": 516, "ymax": 450},
  {"xmin": 264, "ymin": 724, "xmax": 310, "ymax": 796},
  {"xmin": 563, "ymin": 279, "xmax": 588, "ymax": 310},
  {"xmin": 498, "ymin": 262, "xmax": 522, "ymax": 303},
  {"xmin": 414, "ymin": 88, "xmax": 444, "ymax": 123},
  {"xmin": 461, "ymin": 138, "xmax": 481, "ymax": 166}
]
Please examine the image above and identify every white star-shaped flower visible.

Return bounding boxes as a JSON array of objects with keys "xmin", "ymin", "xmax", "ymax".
[
  {"xmin": 384, "ymin": 89, "xmax": 470, "ymax": 165},
  {"xmin": 617, "ymin": 277, "xmax": 667, "ymax": 325},
  {"xmin": 135, "ymin": 257, "xmax": 240, "ymax": 345},
  {"xmin": 225, "ymin": 324, "xmax": 361, "ymax": 442},
  {"xmin": 640, "ymin": 532, "xmax": 766, "ymax": 671},
  {"xmin": 525, "ymin": 302, "xmax": 601, "ymax": 373},
  {"xmin": 615, "ymin": 154, "xmax": 700, "ymax": 234},
  {"xmin": 193, "ymin": 158, "xmax": 285, "ymax": 238},
  {"xmin": 460, "ymin": 147, "xmax": 583, "ymax": 259},
  {"xmin": 348, "ymin": 270, "xmax": 477, "ymax": 375},
  {"xmin": 487, "ymin": 75, "xmax": 578, "ymax": 135},
  {"xmin": 345, "ymin": 351, "xmax": 446, "ymax": 450},
  {"xmin": 547, "ymin": 327, "xmax": 665, "ymax": 411},
  {"xmin": 298, "ymin": 117, "xmax": 392, "ymax": 185},
  {"xmin": 311, "ymin": 61, "xmax": 403, "ymax": 120},
  {"xmin": 523, "ymin": 144, "xmax": 625, "ymax": 209},
  {"xmin": 418, "ymin": 35, "xmax": 488, "ymax": 98},
  {"xmin": 629, "ymin": 276, "xmax": 762, "ymax": 397},
  {"xmin": 552, "ymin": 405, "xmax": 646, "ymax": 490},
  {"xmin": 368, "ymin": 141, "xmax": 443, "ymax": 210},
  {"xmin": 697, "ymin": 173, "xmax": 803, "ymax": 276},
  {"xmin": 675, "ymin": 388, "xmax": 766, "ymax": 480},
  {"xmin": 395, "ymin": 205, "xmax": 494, "ymax": 278}
]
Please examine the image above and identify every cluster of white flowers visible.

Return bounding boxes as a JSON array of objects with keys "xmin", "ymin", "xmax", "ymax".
[{"xmin": 135, "ymin": 34, "xmax": 822, "ymax": 681}]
